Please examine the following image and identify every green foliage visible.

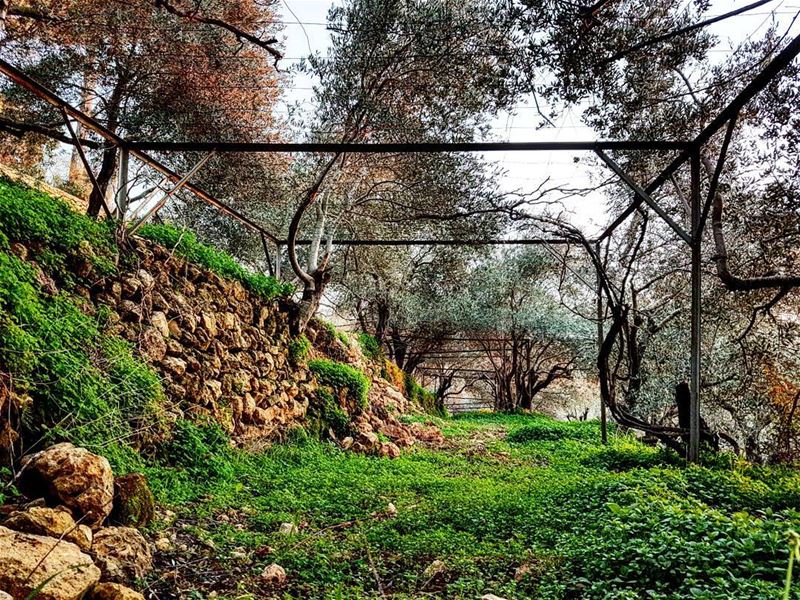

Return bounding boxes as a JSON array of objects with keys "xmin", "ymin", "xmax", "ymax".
[
  {"xmin": 582, "ymin": 440, "xmax": 681, "ymax": 471},
  {"xmin": 0, "ymin": 250, "xmax": 163, "ymax": 470},
  {"xmin": 506, "ymin": 416, "xmax": 600, "ymax": 443},
  {"xmin": 308, "ymin": 358, "xmax": 370, "ymax": 409},
  {"xmin": 319, "ymin": 319, "xmax": 349, "ymax": 345},
  {"xmin": 165, "ymin": 419, "xmax": 237, "ymax": 481},
  {"xmin": 288, "ymin": 334, "xmax": 311, "ymax": 363},
  {"xmin": 307, "ymin": 387, "xmax": 351, "ymax": 438},
  {"xmin": 357, "ymin": 332, "xmax": 382, "ymax": 360},
  {"xmin": 0, "ymin": 177, "xmax": 116, "ymax": 276},
  {"xmin": 138, "ymin": 412, "xmax": 800, "ymax": 599},
  {"xmin": 138, "ymin": 223, "xmax": 292, "ymax": 301},
  {"xmin": 404, "ymin": 372, "xmax": 445, "ymax": 417}
]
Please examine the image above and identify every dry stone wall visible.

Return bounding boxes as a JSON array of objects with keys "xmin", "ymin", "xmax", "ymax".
[{"xmin": 94, "ymin": 237, "xmax": 316, "ymax": 441}]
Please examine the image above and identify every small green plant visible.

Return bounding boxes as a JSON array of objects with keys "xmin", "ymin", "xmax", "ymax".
[
  {"xmin": 165, "ymin": 419, "xmax": 236, "ymax": 480},
  {"xmin": 307, "ymin": 387, "xmax": 351, "ymax": 438},
  {"xmin": 288, "ymin": 334, "xmax": 311, "ymax": 362},
  {"xmin": 308, "ymin": 358, "xmax": 370, "ymax": 409},
  {"xmin": 785, "ymin": 530, "xmax": 800, "ymax": 600},
  {"xmin": 404, "ymin": 372, "xmax": 445, "ymax": 417},
  {"xmin": 138, "ymin": 223, "xmax": 292, "ymax": 301},
  {"xmin": 357, "ymin": 332, "xmax": 382, "ymax": 360},
  {"xmin": 319, "ymin": 319, "xmax": 349, "ymax": 346}
]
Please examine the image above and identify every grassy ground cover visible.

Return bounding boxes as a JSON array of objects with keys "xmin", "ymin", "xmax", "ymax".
[{"xmin": 143, "ymin": 413, "xmax": 800, "ymax": 599}]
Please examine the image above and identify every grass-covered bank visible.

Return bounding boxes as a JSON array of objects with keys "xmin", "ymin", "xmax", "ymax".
[{"xmin": 143, "ymin": 413, "xmax": 800, "ymax": 599}]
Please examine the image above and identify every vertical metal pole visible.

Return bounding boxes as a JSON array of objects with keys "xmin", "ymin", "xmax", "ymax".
[
  {"xmin": 116, "ymin": 148, "xmax": 129, "ymax": 220},
  {"xmin": 595, "ymin": 241, "xmax": 607, "ymax": 444},
  {"xmin": 688, "ymin": 151, "xmax": 702, "ymax": 463},
  {"xmin": 274, "ymin": 243, "xmax": 282, "ymax": 280},
  {"xmin": 260, "ymin": 233, "xmax": 274, "ymax": 277}
]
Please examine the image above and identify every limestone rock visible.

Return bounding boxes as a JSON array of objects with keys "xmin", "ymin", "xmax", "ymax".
[
  {"xmin": 161, "ymin": 356, "xmax": 187, "ymax": 376},
  {"xmin": 110, "ymin": 474, "xmax": 155, "ymax": 527},
  {"xmin": 88, "ymin": 583, "xmax": 145, "ymax": 600},
  {"xmin": 150, "ymin": 311, "xmax": 170, "ymax": 338},
  {"xmin": 20, "ymin": 443, "xmax": 114, "ymax": 528},
  {"xmin": 379, "ymin": 442, "xmax": 401, "ymax": 459},
  {"xmin": 139, "ymin": 326, "xmax": 167, "ymax": 362},
  {"xmin": 422, "ymin": 559, "xmax": 447, "ymax": 581},
  {"xmin": 481, "ymin": 595, "xmax": 508, "ymax": 600},
  {"xmin": 91, "ymin": 526, "xmax": 152, "ymax": 583},
  {"xmin": 0, "ymin": 591, "xmax": 12, "ymax": 600},
  {"xmin": 277, "ymin": 522, "xmax": 298, "ymax": 535},
  {"xmin": 3, "ymin": 506, "xmax": 92, "ymax": 551},
  {"xmin": 260, "ymin": 563, "xmax": 286, "ymax": 585},
  {"xmin": 0, "ymin": 525, "xmax": 100, "ymax": 600}
]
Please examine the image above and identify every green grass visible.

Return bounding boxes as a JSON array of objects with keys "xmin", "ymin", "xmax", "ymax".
[
  {"xmin": 137, "ymin": 223, "xmax": 292, "ymax": 301},
  {"xmin": 0, "ymin": 179, "xmax": 162, "ymax": 470},
  {"xmin": 143, "ymin": 413, "xmax": 800, "ymax": 599}
]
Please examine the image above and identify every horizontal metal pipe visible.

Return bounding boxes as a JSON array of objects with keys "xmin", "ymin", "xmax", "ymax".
[
  {"xmin": 288, "ymin": 238, "xmax": 576, "ymax": 246},
  {"xmin": 126, "ymin": 140, "xmax": 691, "ymax": 153}
]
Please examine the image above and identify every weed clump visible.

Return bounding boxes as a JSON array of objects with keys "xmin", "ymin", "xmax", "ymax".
[
  {"xmin": 288, "ymin": 333, "xmax": 311, "ymax": 363},
  {"xmin": 358, "ymin": 332, "xmax": 382, "ymax": 360},
  {"xmin": 308, "ymin": 358, "xmax": 370, "ymax": 409},
  {"xmin": 137, "ymin": 223, "xmax": 292, "ymax": 301},
  {"xmin": 404, "ymin": 372, "xmax": 445, "ymax": 417}
]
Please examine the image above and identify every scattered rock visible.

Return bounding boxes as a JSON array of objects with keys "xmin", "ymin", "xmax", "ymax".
[
  {"xmin": 91, "ymin": 526, "xmax": 153, "ymax": 583},
  {"xmin": 277, "ymin": 522, "xmax": 298, "ymax": 535},
  {"xmin": 0, "ymin": 525, "xmax": 101, "ymax": 600},
  {"xmin": 422, "ymin": 559, "xmax": 447, "ymax": 580},
  {"xmin": 340, "ymin": 436, "xmax": 354, "ymax": 450},
  {"xmin": 3, "ymin": 505, "xmax": 92, "ymax": 551},
  {"xmin": 111, "ymin": 473, "xmax": 155, "ymax": 527},
  {"xmin": 379, "ymin": 441, "xmax": 401, "ymax": 459},
  {"xmin": 19, "ymin": 443, "xmax": 114, "ymax": 528},
  {"xmin": 386, "ymin": 502, "xmax": 397, "ymax": 517},
  {"xmin": 154, "ymin": 536, "xmax": 173, "ymax": 552},
  {"xmin": 88, "ymin": 583, "xmax": 145, "ymax": 600},
  {"xmin": 481, "ymin": 595, "xmax": 508, "ymax": 600},
  {"xmin": 260, "ymin": 563, "xmax": 286, "ymax": 585}
]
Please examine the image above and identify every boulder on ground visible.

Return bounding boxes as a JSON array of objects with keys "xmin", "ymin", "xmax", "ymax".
[
  {"xmin": 19, "ymin": 443, "xmax": 114, "ymax": 528},
  {"xmin": 0, "ymin": 591, "xmax": 12, "ymax": 600},
  {"xmin": 0, "ymin": 525, "xmax": 100, "ymax": 600},
  {"xmin": 3, "ymin": 505, "xmax": 92, "ymax": 550},
  {"xmin": 111, "ymin": 474, "xmax": 155, "ymax": 527},
  {"xmin": 88, "ymin": 582, "xmax": 145, "ymax": 600},
  {"xmin": 91, "ymin": 526, "xmax": 153, "ymax": 583}
]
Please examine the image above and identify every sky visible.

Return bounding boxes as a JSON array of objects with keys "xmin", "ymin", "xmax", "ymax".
[{"xmin": 273, "ymin": 0, "xmax": 800, "ymax": 236}]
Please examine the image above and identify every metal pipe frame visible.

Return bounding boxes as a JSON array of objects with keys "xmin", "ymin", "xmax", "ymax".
[{"xmin": 2, "ymin": 30, "xmax": 799, "ymax": 462}]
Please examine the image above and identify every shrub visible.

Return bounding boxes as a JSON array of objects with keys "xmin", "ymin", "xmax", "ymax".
[
  {"xmin": 381, "ymin": 358, "xmax": 405, "ymax": 389},
  {"xmin": 358, "ymin": 332, "xmax": 382, "ymax": 360},
  {"xmin": 308, "ymin": 358, "xmax": 370, "ymax": 409},
  {"xmin": 506, "ymin": 417, "xmax": 600, "ymax": 443},
  {"xmin": 138, "ymin": 223, "xmax": 292, "ymax": 301},
  {"xmin": 404, "ymin": 372, "xmax": 445, "ymax": 417},
  {"xmin": 289, "ymin": 334, "xmax": 311, "ymax": 362}
]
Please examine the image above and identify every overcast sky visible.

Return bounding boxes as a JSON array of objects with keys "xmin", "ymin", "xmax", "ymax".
[{"xmin": 274, "ymin": 0, "xmax": 800, "ymax": 236}]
